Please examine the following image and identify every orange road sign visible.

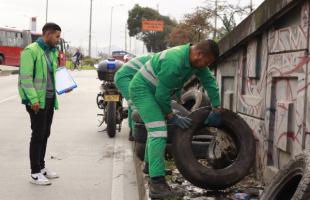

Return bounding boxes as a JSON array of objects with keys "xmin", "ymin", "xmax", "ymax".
[{"xmin": 142, "ymin": 20, "xmax": 164, "ymax": 32}]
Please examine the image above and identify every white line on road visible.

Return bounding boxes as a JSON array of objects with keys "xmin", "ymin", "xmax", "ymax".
[{"xmin": 0, "ymin": 95, "xmax": 18, "ymax": 104}]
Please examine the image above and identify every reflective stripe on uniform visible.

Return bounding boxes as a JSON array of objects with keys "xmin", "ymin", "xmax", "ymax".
[
  {"xmin": 19, "ymin": 75, "xmax": 33, "ymax": 80},
  {"xmin": 21, "ymin": 83, "xmax": 34, "ymax": 89},
  {"xmin": 140, "ymin": 67, "xmax": 157, "ymax": 86},
  {"xmin": 34, "ymin": 84, "xmax": 46, "ymax": 90},
  {"xmin": 148, "ymin": 131, "xmax": 167, "ymax": 138},
  {"xmin": 34, "ymin": 79, "xmax": 45, "ymax": 84},
  {"xmin": 145, "ymin": 121, "xmax": 166, "ymax": 129},
  {"xmin": 125, "ymin": 63, "xmax": 139, "ymax": 71},
  {"xmin": 145, "ymin": 61, "xmax": 156, "ymax": 79},
  {"xmin": 131, "ymin": 59, "xmax": 144, "ymax": 68},
  {"xmin": 159, "ymin": 50, "xmax": 167, "ymax": 60}
]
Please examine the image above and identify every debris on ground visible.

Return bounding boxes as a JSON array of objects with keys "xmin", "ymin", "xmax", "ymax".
[{"xmin": 165, "ymin": 164, "xmax": 264, "ymax": 200}]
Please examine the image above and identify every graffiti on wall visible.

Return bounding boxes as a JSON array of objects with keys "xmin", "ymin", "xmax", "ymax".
[{"xmin": 218, "ymin": 2, "xmax": 310, "ymax": 173}]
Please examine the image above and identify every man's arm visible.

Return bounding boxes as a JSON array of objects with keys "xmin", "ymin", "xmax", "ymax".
[
  {"xmin": 19, "ymin": 49, "xmax": 39, "ymax": 105},
  {"xmin": 196, "ymin": 68, "xmax": 220, "ymax": 107},
  {"xmin": 155, "ymin": 60, "xmax": 182, "ymax": 118}
]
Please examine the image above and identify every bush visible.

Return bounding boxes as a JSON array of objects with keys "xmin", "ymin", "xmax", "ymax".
[{"xmin": 82, "ymin": 56, "xmax": 100, "ymax": 66}]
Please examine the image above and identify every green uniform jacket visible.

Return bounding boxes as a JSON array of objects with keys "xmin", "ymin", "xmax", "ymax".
[
  {"xmin": 114, "ymin": 55, "xmax": 152, "ymax": 101},
  {"xmin": 142, "ymin": 43, "xmax": 220, "ymax": 115},
  {"xmin": 18, "ymin": 39, "xmax": 59, "ymax": 109}
]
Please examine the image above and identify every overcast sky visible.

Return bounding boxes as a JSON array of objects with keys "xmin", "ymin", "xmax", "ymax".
[{"xmin": 0, "ymin": 0, "xmax": 264, "ymax": 56}]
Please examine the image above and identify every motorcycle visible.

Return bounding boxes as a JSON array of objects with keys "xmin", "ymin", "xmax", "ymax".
[{"xmin": 96, "ymin": 58, "xmax": 127, "ymax": 137}]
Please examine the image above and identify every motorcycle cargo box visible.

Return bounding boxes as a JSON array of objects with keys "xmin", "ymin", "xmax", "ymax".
[{"xmin": 97, "ymin": 59, "xmax": 123, "ymax": 81}]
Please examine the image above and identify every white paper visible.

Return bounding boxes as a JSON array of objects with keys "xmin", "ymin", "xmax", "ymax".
[{"xmin": 55, "ymin": 67, "xmax": 77, "ymax": 95}]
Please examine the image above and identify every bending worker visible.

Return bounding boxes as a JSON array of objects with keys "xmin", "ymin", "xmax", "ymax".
[
  {"xmin": 114, "ymin": 55, "xmax": 152, "ymax": 141},
  {"xmin": 129, "ymin": 40, "xmax": 221, "ymax": 199}
]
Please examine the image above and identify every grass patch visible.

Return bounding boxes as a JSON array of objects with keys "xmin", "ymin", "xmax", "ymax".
[{"xmin": 65, "ymin": 60, "xmax": 96, "ymax": 70}]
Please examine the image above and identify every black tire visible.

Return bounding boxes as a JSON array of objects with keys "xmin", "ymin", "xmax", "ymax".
[
  {"xmin": 181, "ymin": 88, "xmax": 210, "ymax": 111},
  {"xmin": 106, "ymin": 102, "xmax": 117, "ymax": 138},
  {"xmin": 171, "ymin": 100, "xmax": 190, "ymax": 116},
  {"xmin": 135, "ymin": 142, "xmax": 145, "ymax": 161},
  {"xmin": 0, "ymin": 55, "xmax": 3, "ymax": 65},
  {"xmin": 261, "ymin": 151, "xmax": 310, "ymax": 200},
  {"xmin": 172, "ymin": 107, "xmax": 256, "ymax": 190}
]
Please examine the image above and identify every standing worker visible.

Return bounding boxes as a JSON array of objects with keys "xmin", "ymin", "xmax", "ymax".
[
  {"xmin": 114, "ymin": 54, "xmax": 152, "ymax": 141},
  {"xmin": 18, "ymin": 23, "xmax": 66, "ymax": 185},
  {"xmin": 129, "ymin": 40, "xmax": 221, "ymax": 198}
]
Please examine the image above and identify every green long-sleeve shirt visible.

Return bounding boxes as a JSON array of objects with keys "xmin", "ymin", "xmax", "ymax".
[
  {"xmin": 147, "ymin": 43, "xmax": 220, "ymax": 115},
  {"xmin": 115, "ymin": 55, "xmax": 152, "ymax": 100}
]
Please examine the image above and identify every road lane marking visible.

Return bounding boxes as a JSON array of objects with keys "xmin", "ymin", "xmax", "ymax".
[{"xmin": 0, "ymin": 95, "xmax": 18, "ymax": 104}]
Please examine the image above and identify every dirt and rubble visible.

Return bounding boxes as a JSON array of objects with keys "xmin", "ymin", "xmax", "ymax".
[{"xmin": 162, "ymin": 161, "xmax": 264, "ymax": 200}]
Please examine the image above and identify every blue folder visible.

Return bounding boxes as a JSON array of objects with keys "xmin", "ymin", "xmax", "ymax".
[{"xmin": 55, "ymin": 67, "xmax": 77, "ymax": 95}]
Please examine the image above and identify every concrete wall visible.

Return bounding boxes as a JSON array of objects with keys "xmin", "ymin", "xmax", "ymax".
[{"xmin": 217, "ymin": 0, "xmax": 310, "ymax": 182}]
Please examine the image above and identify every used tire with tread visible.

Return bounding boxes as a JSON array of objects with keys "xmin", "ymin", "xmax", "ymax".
[
  {"xmin": 106, "ymin": 102, "xmax": 117, "ymax": 138},
  {"xmin": 172, "ymin": 107, "xmax": 256, "ymax": 190},
  {"xmin": 261, "ymin": 151, "xmax": 310, "ymax": 200},
  {"xmin": 181, "ymin": 88, "xmax": 209, "ymax": 111}
]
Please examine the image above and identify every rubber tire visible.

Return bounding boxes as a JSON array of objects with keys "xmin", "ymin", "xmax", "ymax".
[
  {"xmin": 0, "ymin": 55, "xmax": 3, "ymax": 65},
  {"xmin": 261, "ymin": 151, "xmax": 310, "ymax": 200},
  {"xmin": 172, "ymin": 107, "xmax": 256, "ymax": 190},
  {"xmin": 181, "ymin": 88, "xmax": 210, "ymax": 112},
  {"xmin": 106, "ymin": 102, "xmax": 117, "ymax": 138}
]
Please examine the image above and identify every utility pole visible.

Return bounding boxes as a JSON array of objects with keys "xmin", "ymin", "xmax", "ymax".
[
  {"xmin": 125, "ymin": 25, "xmax": 127, "ymax": 52},
  {"xmin": 108, "ymin": 6, "xmax": 114, "ymax": 56},
  {"xmin": 129, "ymin": 37, "xmax": 132, "ymax": 53},
  {"xmin": 45, "ymin": 0, "xmax": 49, "ymax": 23},
  {"xmin": 213, "ymin": 0, "xmax": 218, "ymax": 40},
  {"xmin": 250, "ymin": 0, "xmax": 253, "ymax": 12},
  {"xmin": 88, "ymin": 0, "xmax": 93, "ymax": 57}
]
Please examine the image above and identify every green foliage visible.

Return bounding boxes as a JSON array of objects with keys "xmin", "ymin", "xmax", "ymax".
[
  {"xmin": 127, "ymin": 4, "xmax": 176, "ymax": 52},
  {"xmin": 167, "ymin": 8, "xmax": 212, "ymax": 47},
  {"xmin": 82, "ymin": 56, "xmax": 100, "ymax": 66}
]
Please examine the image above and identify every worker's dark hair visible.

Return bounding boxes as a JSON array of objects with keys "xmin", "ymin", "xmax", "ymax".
[
  {"xmin": 195, "ymin": 39, "xmax": 219, "ymax": 59},
  {"xmin": 42, "ymin": 23, "xmax": 61, "ymax": 35}
]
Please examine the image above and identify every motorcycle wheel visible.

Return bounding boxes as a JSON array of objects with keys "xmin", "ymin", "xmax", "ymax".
[{"xmin": 106, "ymin": 102, "xmax": 117, "ymax": 138}]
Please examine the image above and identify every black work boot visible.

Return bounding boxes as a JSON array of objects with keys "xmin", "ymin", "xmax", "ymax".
[
  {"xmin": 128, "ymin": 129, "xmax": 134, "ymax": 141},
  {"xmin": 149, "ymin": 176, "xmax": 183, "ymax": 199},
  {"xmin": 143, "ymin": 163, "xmax": 172, "ymax": 175}
]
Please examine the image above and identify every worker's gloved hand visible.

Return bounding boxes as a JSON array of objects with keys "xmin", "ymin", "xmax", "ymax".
[
  {"xmin": 168, "ymin": 114, "xmax": 192, "ymax": 129},
  {"xmin": 205, "ymin": 108, "xmax": 222, "ymax": 127}
]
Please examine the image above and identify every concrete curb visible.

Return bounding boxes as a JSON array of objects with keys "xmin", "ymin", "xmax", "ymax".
[
  {"xmin": 0, "ymin": 65, "xmax": 19, "ymax": 76},
  {"xmin": 132, "ymin": 142, "xmax": 149, "ymax": 200}
]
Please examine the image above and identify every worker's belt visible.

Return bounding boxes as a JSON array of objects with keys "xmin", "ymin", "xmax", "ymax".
[{"xmin": 140, "ymin": 61, "xmax": 158, "ymax": 86}]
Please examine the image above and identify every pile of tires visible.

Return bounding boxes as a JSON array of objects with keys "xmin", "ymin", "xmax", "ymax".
[{"xmin": 260, "ymin": 151, "xmax": 310, "ymax": 200}]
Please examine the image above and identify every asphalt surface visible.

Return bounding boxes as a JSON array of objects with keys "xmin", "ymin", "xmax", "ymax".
[{"xmin": 0, "ymin": 70, "xmax": 139, "ymax": 200}]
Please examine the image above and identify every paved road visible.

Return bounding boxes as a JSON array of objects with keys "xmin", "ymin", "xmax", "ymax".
[{"xmin": 0, "ymin": 70, "xmax": 139, "ymax": 200}]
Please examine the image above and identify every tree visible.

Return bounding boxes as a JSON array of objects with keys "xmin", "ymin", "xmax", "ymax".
[
  {"xmin": 167, "ymin": 8, "xmax": 212, "ymax": 46},
  {"xmin": 127, "ymin": 4, "xmax": 176, "ymax": 52},
  {"xmin": 202, "ymin": 1, "xmax": 251, "ymax": 40}
]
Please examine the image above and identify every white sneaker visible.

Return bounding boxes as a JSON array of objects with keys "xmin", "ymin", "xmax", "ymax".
[
  {"xmin": 41, "ymin": 168, "xmax": 59, "ymax": 179},
  {"xmin": 30, "ymin": 173, "xmax": 51, "ymax": 185}
]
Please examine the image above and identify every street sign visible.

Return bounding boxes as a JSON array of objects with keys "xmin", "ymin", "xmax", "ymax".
[{"xmin": 142, "ymin": 20, "xmax": 164, "ymax": 32}]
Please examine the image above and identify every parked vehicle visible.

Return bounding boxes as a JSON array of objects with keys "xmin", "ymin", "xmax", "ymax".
[
  {"xmin": 96, "ymin": 58, "xmax": 128, "ymax": 137},
  {"xmin": 111, "ymin": 50, "xmax": 135, "ymax": 62},
  {"xmin": 0, "ymin": 27, "xmax": 67, "ymax": 66}
]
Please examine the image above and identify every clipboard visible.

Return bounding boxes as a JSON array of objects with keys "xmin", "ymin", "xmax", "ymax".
[{"xmin": 55, "ymin": 67, "xmax": 77, "ymax": 95}]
